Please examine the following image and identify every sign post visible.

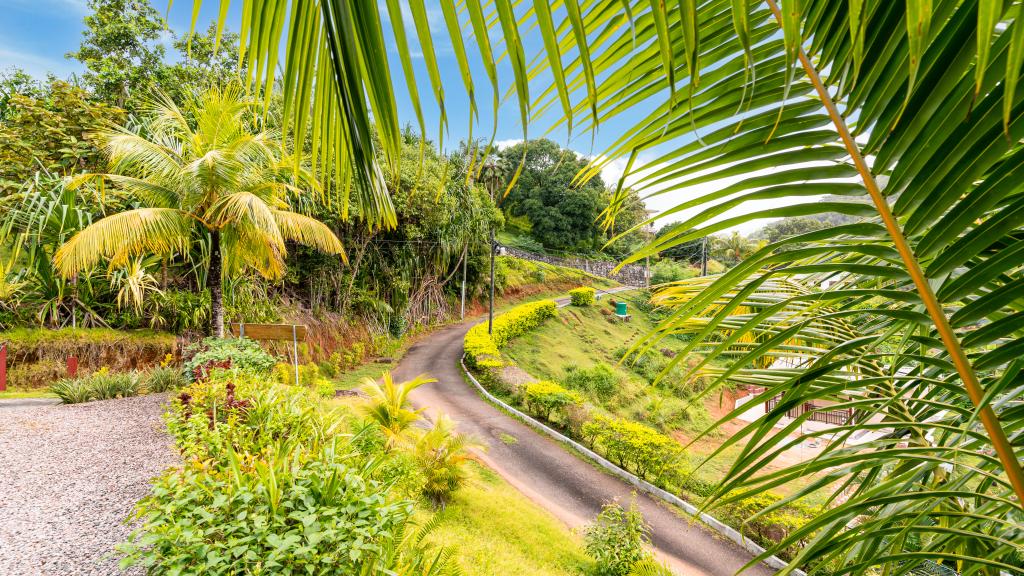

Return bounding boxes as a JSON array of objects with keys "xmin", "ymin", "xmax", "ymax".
[{"xmin": 227, "ymin": 323, "xmax": 308, "ymax": 385}]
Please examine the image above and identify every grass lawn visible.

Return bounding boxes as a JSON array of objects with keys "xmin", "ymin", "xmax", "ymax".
[
  {"xmin": 326, "ymin": 394, "xmax": 591, "ymax": 576},
  {"xmin": 502, "ymin": 297, "xmax": 825, "ymax": 500},
  {"xmin": 422, "ymin": 463, "xmax": 591, "ymax": 576}
]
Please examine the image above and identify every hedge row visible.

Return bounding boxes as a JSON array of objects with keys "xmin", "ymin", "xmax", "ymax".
[{"xmin": 463, "ymin": 299, "xmax": 557, "ymax": 368}]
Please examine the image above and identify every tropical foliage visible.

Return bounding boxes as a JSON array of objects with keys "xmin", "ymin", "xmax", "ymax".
[
  {"xmin": 218, "ymin": 0, "xmax": 1024, "ymax": 571},
  {"xmin": 122, "ymin": 361, "xmax": 462, "ymax": 574},
  {"xmin": 53, "ymin": 85, "xmax": 344, "ymax": 336},
  {"xmin": 360, "ymin": 371, "xmax": 434, "ymax": 447},
  {"xmin": 569, "ymin": 287, "xmax": 597, "ymax": 306}
]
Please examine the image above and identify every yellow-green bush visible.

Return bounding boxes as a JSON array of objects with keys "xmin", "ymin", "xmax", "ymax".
[
  {"xmin": 523, "ymin": 380, "xmax": 583, "ymax": 421},
  {"xmin": 464, "ymin": 300, "xmax": 557, "ymax": 368},
  {"xmin": 273, "ymin": 362, "xmax": 321, "ymax": 386},
  {"xmin": 568, "ymin": 287, "xmax": 596, "ymax": 306}
]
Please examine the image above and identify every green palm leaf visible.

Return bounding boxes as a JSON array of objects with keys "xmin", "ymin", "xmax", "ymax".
[{"xmin": 217, "ymin": 0, "xmax": 1024, "ymax": 572}]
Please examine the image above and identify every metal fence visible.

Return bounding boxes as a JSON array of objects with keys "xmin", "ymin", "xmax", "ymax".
[{"xmin": 764, "ymin": 395, "xmax": 856, "ymax": 425}]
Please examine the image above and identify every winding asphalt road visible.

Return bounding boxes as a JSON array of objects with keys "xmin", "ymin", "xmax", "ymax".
[{"xmin": 396, "ymin": 292, "xmax": 774, "ymax": 576}]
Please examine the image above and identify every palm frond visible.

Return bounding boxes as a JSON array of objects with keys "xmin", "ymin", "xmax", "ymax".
[
  {"xmin": 273, "ymin": 210, "xmax": 345, "ymax": 260},
  {"xmin": 53, "ymin": 208, "xmax": 192, "ymax": 276}
]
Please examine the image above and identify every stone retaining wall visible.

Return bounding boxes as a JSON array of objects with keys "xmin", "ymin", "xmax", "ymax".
[{"xmin": 499, "ymin": 245, "xmax": 649, "ymax": 286}]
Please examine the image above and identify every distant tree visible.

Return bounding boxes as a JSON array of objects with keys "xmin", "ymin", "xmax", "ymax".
[
  {"xmin": 654, "ymin": 224, "xmax": 704, "ymax": 264},
  {"xmin": 499, "ymin": 139, "xmax": 606, "ymax": 253},
  {"xmin": 164, "ymin": 24, "xmax": 242, "ymax": 103},
  {"xmin": 601, "ymin": 186, "xmax": 651, "ymax": 258},
  {"xmin": 758, "ymin": 217, "xmax": 830, "ymax": 244},
  {"xmin": 711, "ymin": 231, "xmax": 760, "ymax": 266},
  {"xmin": 0, "ymin": 68, "xmax": 44, "ymax": 120},
  {"xmin": 66, "ymin": 0, "xmax": 167, "ymax": 111}
]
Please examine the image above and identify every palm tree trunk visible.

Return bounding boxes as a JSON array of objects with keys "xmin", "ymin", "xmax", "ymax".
[{"xmin": 209, "ymin": 230, "xmax": 224, "ymax": 338}]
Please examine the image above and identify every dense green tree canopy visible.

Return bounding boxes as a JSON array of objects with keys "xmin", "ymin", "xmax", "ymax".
[
  {"xmin": 65, "ymin": 0, "xmax": 167, "ymax": 110},
  {"xmin": 0, "ymin": 80, "xmax": 125, "ymax": 192},
  {"xmin": 499, "ymin": 139, "xmax": 607, "ymax": 253}
]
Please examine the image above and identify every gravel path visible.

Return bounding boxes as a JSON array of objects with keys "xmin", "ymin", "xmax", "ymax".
[{"xmin": 0, "ymin": 394, "xmax": 179, "ymax": 575}]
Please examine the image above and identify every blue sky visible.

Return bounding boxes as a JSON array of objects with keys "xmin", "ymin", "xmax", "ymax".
[
  {"xmin": 1, "ymin": 1, "xmax": 801, "ymax": 233},
  {"xmin": 0, "ymin": 0, "xmax": 620, "ymax": 159}
]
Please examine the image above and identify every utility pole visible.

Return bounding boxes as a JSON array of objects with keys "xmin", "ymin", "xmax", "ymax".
[
  {"xmin": 488, "ymin": 227, "xmax": 496, "ymax": 334},
  {"xmin": 460, "ymin": 244, "xmax": 467, "ymax": 320},
  {"xmin": 700, "ymin": 236, "xmax": 708, "ymax": 276},
  {"xmin": 479, "ymin": 158, "xmax": 504, "ymax": 335}
]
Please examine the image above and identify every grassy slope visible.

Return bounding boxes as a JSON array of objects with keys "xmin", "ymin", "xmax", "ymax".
[
  {"xmin": 424, "ymin": 463, "xmax": 591, "ymax": 576},
  {"xmin": 502, "ymin": 297, "xmax": 813, "ymax": 495},
  {"xmin": 327, "ymin": 394, "xmax": 590, "ymax": 576},
  {"xmin": 504, "ymin": 292, "xmax": 657, "ymax": 384}
]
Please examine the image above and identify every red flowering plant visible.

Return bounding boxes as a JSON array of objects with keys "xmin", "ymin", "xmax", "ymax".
[{"xmin": 168, "ymin": 364, "xmax": 256, "ymax": 464}]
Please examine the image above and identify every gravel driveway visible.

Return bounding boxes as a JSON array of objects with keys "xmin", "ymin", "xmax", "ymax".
[{"xmin": 0, "ymin": 394, "xmax": 179, "ymax": 575}]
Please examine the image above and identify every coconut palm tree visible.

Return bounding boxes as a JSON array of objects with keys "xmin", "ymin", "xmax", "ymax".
[
  {"xmin": 53, "ymin": 85, "xmax": 344, "ymax": 336},
  {"xmin": 710, "ymin": 231, "xmax": 758, "ymax": 266},
  {"xmin": 212, "ymin": 1, "xmax": 1024, "ymax": 572}
]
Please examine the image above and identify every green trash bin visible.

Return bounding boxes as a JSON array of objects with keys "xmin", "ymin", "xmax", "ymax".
[{"xmin": 615, "ymin": 302, "xmax": 628, "ymax": 316}]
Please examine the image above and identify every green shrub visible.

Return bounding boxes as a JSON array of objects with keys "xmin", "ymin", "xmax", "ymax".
[
  {"xmin": 273, "ymin": 361, "xmax": 321, "ymax": 386},
  {"xmin": 581, "ymin": 416, "xmax": 680, "ymax": 481},
  {"xmin": 182, "ymin": 337, "xmax": 275, "ymax": 382},
  {"xmin": 414, "ymin": 414, "xmax": 483, "ymax": 506},
  {"xmin": 464, "ymin": 299, "xmax": 557, "ymax": 368},
  {"xmin": 715, "ymin": 492, "xmax": 819, "ymax": 560},
  {"xmin": 569, "ymin": 287, "xmax": 596, "ymax": 306},
  {"xmin": 523, "ymin": 380, "xmax": 584, "ymax": 422},
  {"xmin": 51, "ymin": 378, "xmax": 93, "ymax": 404},
  {"xmin": 119, "ymin": 446, "xmax": 416, "ymax": 574},
  {"xmin": 564, "ymin": 363, "xmax": 619, "ymax": 399},
  {"xmin": 144, "ymin": 366, "xmax": 184, "ymax": 393},
  {"xmin": 89, "ymin": 369, "xmax": 140, "ymax": 400},
  {"xmin": 50, "ymin": 369, "xmax": 141, "ymax": 403},
  {"xmin": 584, "ymin": 498, "xmax": 652, "ymax": 576},
  {"xmin": 315, "ymin": 378, "xmax": 336, "ymax": 398},
  {"xmin": 133, "ymin": 372, "xmax": 458, "ymax": 574},
  {"xmin": 317, "ymin": 358, "xmax": 339, "ymax": 378},
  {"xmin": 650, "ymin": 259, "xmax": 699, "ymax": 285}
]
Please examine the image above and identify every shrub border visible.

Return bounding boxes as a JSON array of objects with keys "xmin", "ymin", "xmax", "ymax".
[{"xmin": 459, "ymin": 293, "xmax": 804, "ymax": 575}]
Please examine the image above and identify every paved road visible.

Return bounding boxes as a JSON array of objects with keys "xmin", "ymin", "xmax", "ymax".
[{"xmin": 396, "ymin": 293, "xmax": 773, "ymax": 576}]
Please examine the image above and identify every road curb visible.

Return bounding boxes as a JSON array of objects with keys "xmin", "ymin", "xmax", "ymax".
[{"xmin": 460, "ymin": 356, "xmax": 804, "ymax": 575}]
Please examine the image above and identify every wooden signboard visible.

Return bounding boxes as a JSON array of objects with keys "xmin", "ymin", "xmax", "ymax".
[
  {"xmin": 228, "ymin": 323, "xmax": 307, "ymax": 341},
  {"xmin": 227, "ymin": 323, "xmax": 307, "ymax": 385}
]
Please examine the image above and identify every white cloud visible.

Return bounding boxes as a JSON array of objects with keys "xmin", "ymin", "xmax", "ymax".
[
  {"xmin": 493, "ymin": 138, "xmax": 523, "ymax": 150},
  {"xmin": 0, "ymin": 47, "xmax": 80, "ymax": 79}
]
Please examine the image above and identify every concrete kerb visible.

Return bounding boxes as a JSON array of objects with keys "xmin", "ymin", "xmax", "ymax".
[{"xmin": 461, "ymin": 294, "xmax": 805, "ymax": 575}]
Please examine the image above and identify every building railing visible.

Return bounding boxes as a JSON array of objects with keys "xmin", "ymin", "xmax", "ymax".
[{"xmin": 764, "ymin": 395, "xmax": 856, "ymax": 425}]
